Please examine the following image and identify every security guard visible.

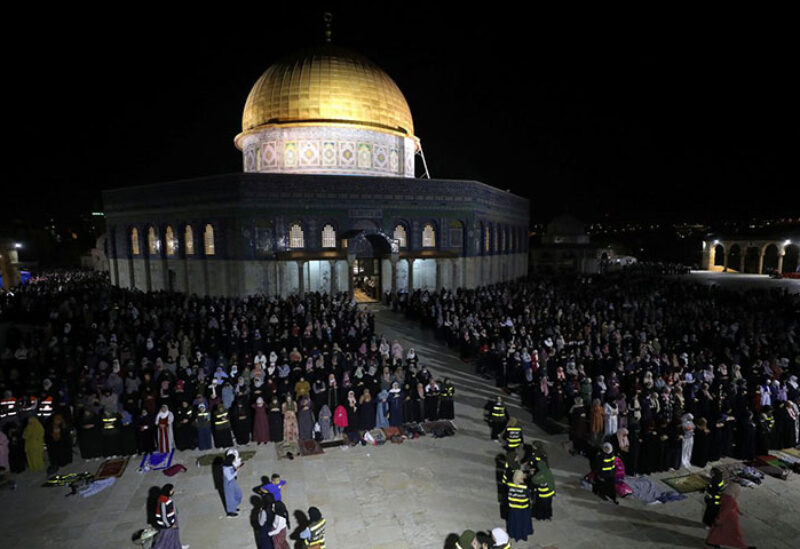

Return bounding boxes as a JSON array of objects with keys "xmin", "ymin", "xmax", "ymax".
[
  {"xmin": 593, "ymin": 442, "xmax": 617, "ymax": 504},
  {"xmin": 0, "ymin": 390, "xmax": 19, "ymax": 426},
  {"xmin": 702, "ymin": 468, "xmax": 727, "ymax": 527},
  {"xmin": 213, "ymin": 404, "xmax": 234, "ymax": 447},
  {"xmin": 37, "ymin": 394, "xmax": 54, "ymax": 422},
  {"xmin": 301, "ymin": 506, "xmax": 326, "ymax": 548},
  {"xmin": 506, "ymin": 470, "xmax": 531, "ymax": 512},
  {"xmin": 490, "ymin": 396, "xmax": 508, "ymax": 440},
  {"xmin": 503, "ymin": 418, "xmax": 523, "ymax": 450},
  {"xmin": 530, "ymin": 459, "xmax": 556, "ymax": 520}
]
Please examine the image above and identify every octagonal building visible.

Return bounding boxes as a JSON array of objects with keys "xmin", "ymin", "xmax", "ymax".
[{"xmin": 103, "ymin": 42, "xmax": 529, "ymax": 299}]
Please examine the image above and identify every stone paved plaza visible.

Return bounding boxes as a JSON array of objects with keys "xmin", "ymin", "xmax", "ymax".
[{"xmin": 1, "ymin": 303, "xmax": 799, "ymax": 549}]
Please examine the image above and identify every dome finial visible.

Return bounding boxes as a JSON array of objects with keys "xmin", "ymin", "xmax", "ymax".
[{"xmin": 324, "ymin": 12, "xmax": 333, "ymax": 43}]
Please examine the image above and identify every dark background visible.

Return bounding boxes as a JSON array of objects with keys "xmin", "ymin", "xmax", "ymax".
[{"xmin": 6, "ymin": 8, "xmax": 798, "ymax": 236}]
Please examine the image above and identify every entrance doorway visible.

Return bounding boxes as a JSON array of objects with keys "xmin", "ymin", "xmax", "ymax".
[{"xmin": 352, "ymin": 258, "xmax": 380, "ymax": 302}]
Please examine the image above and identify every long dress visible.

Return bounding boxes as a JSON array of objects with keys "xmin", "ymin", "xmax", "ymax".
[
  {"xmin": 79, "ymin": 413, "xmax": 104, "ymax": 459},
  {"xmin": 318, "ymin": 405, "xmax": 332, "ymax": 440},
  {"xmin": 388, "ymin": 391, "xmax": 404, "ymax": 426},
  {"xmin": 23, "ymin": 417, "xmax": 45, "ymax": 471},
  {"xmin": 282, "ymin": 403, "xmax": 299, "ymax": 443},
  {"xmin": 223, "ymin": 464, "xmax": 243, "ymax": 513},
  {"xmin": 268, "ymin": 405, "xmax": 283, "ymax": 442},
  {"xmin": 0, "ymin": 430, "xmax": 10, "ymax": 471},
  {"xmin": 359, "ymin": 399, "xmax": 376, "ymax": 431},
  {"xmin": 156, "ymin": 412, "xmax": 175, "ymax": 453},
  {"xmin": 232, "ymin": 402, "xmax": 251, "ymax": 445},
  {"xmin": 691, "ymin": 428, "xmax": 709, "ymax": 467},
  {"xmin": 252, "ymin": 403, "xmax": 270, "ymax": 443},
  {"xmin": 375, "ymin": 396, "xmax": 390, "ymax": 429},
  {"xmin": 297, "ymin": 398, "xmax": 315, "ymax": 441},
  {"xmin": 706, "ymin": 494, "xmax": 748, "ymax": 548}
]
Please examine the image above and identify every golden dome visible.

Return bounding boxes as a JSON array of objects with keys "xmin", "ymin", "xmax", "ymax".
[{"xmin": 237, "ymin": 45, "xmax": 415, "ymax": 147}]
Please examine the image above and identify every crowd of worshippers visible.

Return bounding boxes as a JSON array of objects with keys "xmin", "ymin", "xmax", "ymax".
[
  {"xmin": 392, "ymin": 270, "xmax": 800, "ymax": 473},
  {"xmin": 0, "ymin": 271, "xmax": 455, "ymax": 474}
]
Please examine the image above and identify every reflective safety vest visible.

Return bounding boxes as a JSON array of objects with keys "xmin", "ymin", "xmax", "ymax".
[
  {"xmin": 443, "ymin": 385, "xmax": 455, "ymax": 399},
  {"xmin": 0, "ymin": 397, "xmax": 17, "ymax": 418},
  {"xmin": 506, "ymin": 481, "xmax": 530, "ymax": 509},
  {"xmin": 491, "ymin": 403, "xmax": 506, "ymax": 420},
  {"xmin": 197, "ymin": 411, "xmax": 210, "ymax": 424},
  {"xmin": 600, "ymin": 453, "xmax": 616, "ymax": 476},
  {"xmin": 102, "ymin": 416, "xmax": 118, "ymax": 431},
  {"xmin": 38, "ymin": 397, "xmax": 54, "ymax": 418},
  {"xmin": 155, "ymin": 495, "xmax": 176, "ymax": 528},
  {"xmin": 705, "ymin": 479, "xmax": 727, "ymax": 506},
  {"xmin": 496, "ymin": 544, "xmax": 511, "ymax": 549},
  {"xmin": 506, "ymin": 426, "xmax": 523, "ymax": 448},
  {"xmin": 764, "ymin": 414, "xmax": 775, "ymax": 430},
  {"xmin": 305, "ymin": 518, "xmax": 326, "ymax": 548},
  {"xmin": 214, "ymin": 410, "xmax": 230, "ymax": 429},
  {"xmin": 536, "ymin": 482, "xmax": 555, "ymax": 499}
]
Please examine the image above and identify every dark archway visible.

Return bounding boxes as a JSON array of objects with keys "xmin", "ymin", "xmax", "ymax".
[
  {"xmin": 784, "ymin": 243, "xmax": 800, "ymax": 273},
  {"xmin": 744, "ymin": 247, "xmax": 760, "ymax": 273},
  {"xmin": 727, "ymin": 244, "xmax": 741, "ymax": 272},
  {"xmin": 713, "ymin": 244, "xmax": 725, "ymax": 266},
  {"xmin": 343, "ymin": 229, "xmax": 393, "ymax": 302},
  {"xmin": 762, "ymin": 244, "xmax": 779, "ymax": 273}
]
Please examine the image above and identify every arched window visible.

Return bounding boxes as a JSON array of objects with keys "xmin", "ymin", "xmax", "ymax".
[
  {"xmin": 509, "ymin": 227, "xmax": 515, "ymax": 252},
  {"xmin": 422, "ymin": 223, "xmax": 436, "ymax": 248},
  {"xmin": 449, "ymin": 220, "xmax": 464, "ymax": 248},
  {"xmin": 185, "ymin": 225, "xmax": 195, "ymax": 255},
  {"xmin": 147, "ymin": 227, "xmax": 158, "ymax": 255},
  {"xmin": 289, "ymin": 223, "xmax": 304, "ymax": 249},
  {"xmin": 131, "ymin": 228, "xmax": 140, "ymax": 255},
  {"xmin": 204, "ymin": 224, "xmax": 215, "ymax": 256},
  {"xmin": 393, "ymin": 224, "xmax": 407, "ymax": 248},
  {"xmin": 321, "ymin": 224, "xmax": 336, "ymax": 248},
  {"xmin": 165, "ymin": 226, "xmax": 176, "ymax": 256},
  {"xmin": 484, "ymin": 224, "xmax": 491, "ymax": 253}
]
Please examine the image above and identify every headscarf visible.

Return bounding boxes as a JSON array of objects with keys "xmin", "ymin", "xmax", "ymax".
[
  {"xmin": 161, "ymin": 483, "xmax": 174, "ymax": 496},
  {"xmin": 308, "ymin": 506, "xmax": 322, "ymax": 522},
  {"xmin": 274, "ymin": 501, "xmax": 291, "ymax": 529},
  {"xmin": 457, "ymin": 530, "xmax": 476, "ymax": 549},
  {"xmin": 491, "ymin": 527, "xmax": 509, "ymax": 545}
]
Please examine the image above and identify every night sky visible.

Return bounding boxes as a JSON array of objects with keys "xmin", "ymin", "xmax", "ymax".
[{"xmin": 7, "ymin": 9, "xmax": 798, "ymax": 229}]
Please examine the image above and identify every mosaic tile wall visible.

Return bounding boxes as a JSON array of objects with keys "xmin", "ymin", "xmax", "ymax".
[{"xmin": 239, "ymin": 126, "xmax": 416, "ymax": 177}]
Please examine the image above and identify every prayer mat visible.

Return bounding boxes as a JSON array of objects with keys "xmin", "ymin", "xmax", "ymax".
[
  {"xmin": 139, "ymin": 450, "xmax": 174, "ymax": 471},
  {"xmin": 299, "ymin": 439, "xmax": 325, "ymax": 456},
  {"xmin": 276, "ymin": 441, "xmax": 301, "ymax": 460},
  {"xmin": 661, "ymin": 473, "xmax": 710, "ymax": 493},
  {"xmin": 320, "ymin": 438, "xmax": 345, "ymax": 448},
  {"xmin": 95, "ymin": 456, "xmax": 130, "ymax": 480},
  {"xmin": 421, "ymin": 420, "xmax": 457, "ymax": 434},
  {"xmin": 780, "ymin": 448, "xmax": 800, "ymax": 460},
  {"xmin": 195, "ymin": 449, "xmax": 257, "ymax": 467}
]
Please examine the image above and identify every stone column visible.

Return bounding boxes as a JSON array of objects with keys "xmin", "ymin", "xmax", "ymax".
[
  {"xmin": 329, "ymin": 260, "xmax": 337, "ymax": 295},
  {"xmin": 723, "ymin": 250, "xmax": 729, "ymax": 272},
  {"xmin": 407, "ymin": 257, "xmax": 416, "ymax": 292},
  {"xmin": 435, "ymin": 259, "xmax": 443, "ymax": 291},
  {"xmin": 739, "ymin": 251, "xmax": 745, "ymax": 274},
  {"xmin": 390, "ymin": 258, "xmax": 398, "ymax": 293},
  {"xmin": 347, "ymin": 255, "xmax": 355, "ymax": 300},
  {"xmin": 0, "ymin": 245, "xmax": 21, "ymax": 290},
  {"xmin": 297, "ymin": 260, "xmax": 306, "ymax": 297},
  {"xmin": 777, "ymin": 251, "xmax": 785, "ymax": 274},
  {"xmin": 758, "ymin": 251, "xmax": 765, "ymax": 274}
]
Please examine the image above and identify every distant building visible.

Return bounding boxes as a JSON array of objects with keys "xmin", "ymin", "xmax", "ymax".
[
  {"xmin": 702, "ymin": 232, "xmax": 800, "ymax": 274},
  {"xmin": 103, "ymin": 37, "xmax": 528, "ymax": 299},
  {"xmin": 529, "ymin": 214, "xmax": 629, "ymax": 274}
]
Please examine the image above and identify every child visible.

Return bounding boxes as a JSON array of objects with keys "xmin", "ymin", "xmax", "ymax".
[{"xmin": 260, "ymin": 473, "xmax": 287, "ymax": 502}]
